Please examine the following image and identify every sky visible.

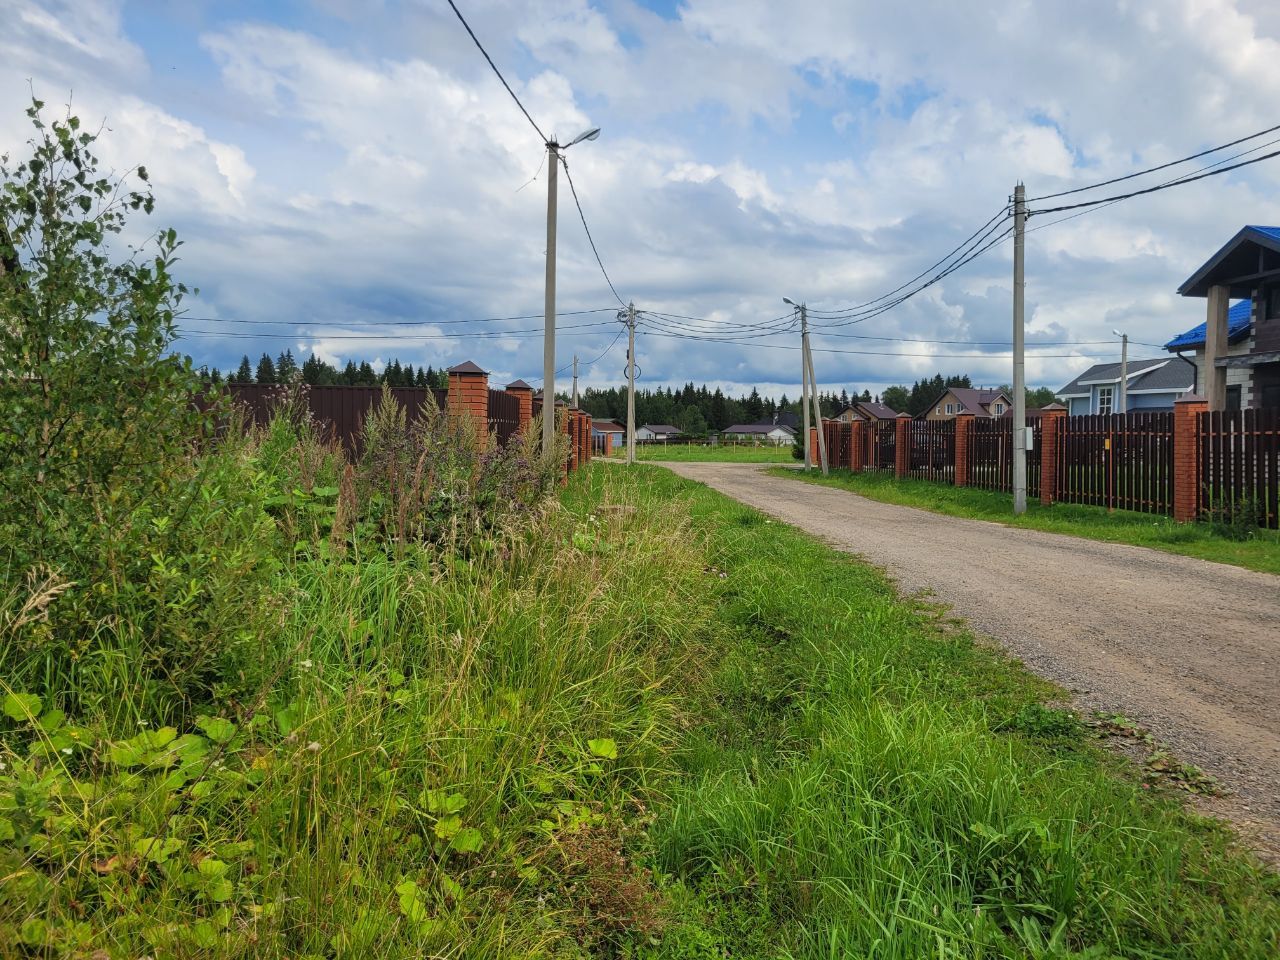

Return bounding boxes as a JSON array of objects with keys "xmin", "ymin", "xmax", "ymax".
[{"xmin": 4, "ymin": 0, "xmax": 1280, "ymax": 399}]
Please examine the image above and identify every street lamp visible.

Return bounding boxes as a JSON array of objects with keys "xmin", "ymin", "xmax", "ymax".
[
  {"xmin": 543, "ymin": 126, "xmax": 601, "ymax": 458},
  {"xmin": 1112, "ymin": 328, "xmax": 1128, "ymax": 414}
]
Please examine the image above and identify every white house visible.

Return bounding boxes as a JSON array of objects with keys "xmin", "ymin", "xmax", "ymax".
[
  {"xmin": 634, "ymin": 424, "xmax": 682, "ymax": 441},
  {"xmin": 720, "ymin": 423, "xmax": 795, "ymax": 445}
]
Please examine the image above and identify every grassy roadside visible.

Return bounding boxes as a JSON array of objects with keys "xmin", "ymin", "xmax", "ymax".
[
  {"xmin": 569, "ymin": 465, "xmax": 1280, "ymax": 958},
  {"xmin": 609, "ymin": 444, "xmax": 794, "ymax": 463},
  {"xmin": 771, "ymin": 466, "xmax": 1280, "ymax": 576}
]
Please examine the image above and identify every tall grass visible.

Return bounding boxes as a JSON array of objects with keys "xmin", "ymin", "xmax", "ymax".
[{"xmin": 574, "ymin": 467, "xmax": 1280, "ymax": 959}]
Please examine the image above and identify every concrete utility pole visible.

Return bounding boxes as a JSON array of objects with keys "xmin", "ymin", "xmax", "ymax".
[
  {"xmin": 1113, "ymin": 330, "xmax": 1128, "ymax": 413},
  {"xmin": 625, "ymin": 302, "xmax": 637, "ymax": 465},
  {"xmin": 783, "ymin": 296, "xmax": 814, "ymax": 471},
  {"xmin": 542, "ymin": 140, "xmax": 560, "ymax": 458},
  {"xmin": 804, "ymin": 326, "xmax": 829, "ymax": 475},
  {"xmin": 1012, "ymin": 182, "xmax": 1028, "ymax": 515},
  {"xmin": 571, "ymin": 354, "xmax": 579, "ymax": 408}
]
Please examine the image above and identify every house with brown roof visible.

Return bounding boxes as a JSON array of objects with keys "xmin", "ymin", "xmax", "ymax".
[
  {"xmin": 922, "ymin": 387, "xmax": 1011, "ymax": 421},
  {"xmin": 834, "ymin": 400, "xmax": 899, "ymax": 423}
]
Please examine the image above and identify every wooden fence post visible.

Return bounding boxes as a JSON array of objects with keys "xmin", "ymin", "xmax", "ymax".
[
  {"xmin": 505, "ymin": 379, "xmax": 534, "ymax": 435},
  {"xmin": 850, "ymin": 419, "xmax": 865, "ymax": 471},
  {"xmin": 1038, "ymin": 404, "xmax": 1067, "ymax": 506},
  {"xmin": 895, "ymin": 414, "xmax": 911, "ymax": 479},
  {"xmin": 809, "ymin": 426, "xmax": 819, "ymax": 464},
  {"xmin": 954, "ymin": 413, "xmax": 974, "ymax": 487},
  {"xmin": 1173, "ymin": 394, "xmax": 1207, "ymax": 522},
  {"xmin": 447, "ymin": 360, "xmax": 489, "ymax": 448}
]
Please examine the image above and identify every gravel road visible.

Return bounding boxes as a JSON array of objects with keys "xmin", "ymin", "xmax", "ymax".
[{"xmin": 661, "ymin": 461, "xmax": 1280, "ymax": 857}]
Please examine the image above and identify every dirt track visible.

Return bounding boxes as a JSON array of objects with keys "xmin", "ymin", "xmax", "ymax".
[{"xmin": 661, "ymin": 461, "xmax": 1280, "ymax": 856}]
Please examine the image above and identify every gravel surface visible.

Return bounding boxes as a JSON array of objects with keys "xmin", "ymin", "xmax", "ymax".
[{"xmin": 661, "ymin": 461, "xmax": 1280, "ymax": 858}]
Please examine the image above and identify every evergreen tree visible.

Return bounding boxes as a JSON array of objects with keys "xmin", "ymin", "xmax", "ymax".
[
  {"xmin": 745, "ymin": 387, "xmax": 764, "ymax": 422},
  {"xmin": 255, "ymin": 353, "xmax": 277, "ymax": 384},
  {"xmin": 341, "ymin": 360, "xmax": 359, "ymax": 385},
  {"xmin": 403, "ymin": 363, "xmax": 415, "ymax": 387},
  {"xmin": 416, "ymin": 366, "xmax": 429, "ymax": 387},
  {"xmin": 357, "ymin": 361, "xmax": 377, "ymax": 385},
  {"xmin": 235, "ymin": 355, "xmax": 253, "ymax": 382},
  {"xmin": 275, "ymin": 349, "xmax": 298, "ymax": 383},
  {"xmin": 860, "ymin": 389, "xmax": 872, "ymax": 402},
  {"xmin": 839, "ymin": 388, "xmax": 850, "ymax": 410}
]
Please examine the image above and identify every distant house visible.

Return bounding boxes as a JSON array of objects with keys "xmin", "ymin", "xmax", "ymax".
[
  {"xmin": 834, "ymin": 400, "xmax": 899, "ymax": 423},
  {"xmin": 590, "ymin": 418, "xmax": 626, "ymax": 440},
  {"xmin": 634, "ymin": 424, "xmax": 682, "ymax": 441},
  {"xmin": 1055, "ymin": 359, "xmax": 1192, "ymax": 414},
  {"xmin": 721, "ymin": 423, "xmax": 796, "ymax": 445},
  {"xmin": 1168, "ymin": 224, "xmax": 1280, "ymax": 410},
  {"xmin": 923, "ymin": 387, "xmax": 1010, "ymax": 420}
]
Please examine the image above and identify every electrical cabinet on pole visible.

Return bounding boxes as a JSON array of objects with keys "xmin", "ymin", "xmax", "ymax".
[{"xmin": 1012, "ymin": 183, "xmax": 1027, "ymax": 515}]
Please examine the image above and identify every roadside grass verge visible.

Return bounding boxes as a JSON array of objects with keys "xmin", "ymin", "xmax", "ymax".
[
  {"xmin": 610, "ymin": 444, "xmax": 794, "ymax": 463},
  {"xmin": 570, "ymin": 465, "xmax": 1280, "ymax": 958},
  {"xmin": 772, "ymin": 466, "xmax": 1280, "ymax": 576}
]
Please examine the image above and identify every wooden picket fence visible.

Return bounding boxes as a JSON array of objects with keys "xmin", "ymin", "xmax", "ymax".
[
  {"xmin": 966, "ymin": 418, "xmax": 1042, "ymax": 498},
  {"xmin": 1200, "ymin": 408, "xmax": 1280, "ymax": 528},
  {"xmin": 1056, "ymin": 412, "xmax": 1173, "ymax": 515},
  {"xmin": 907, "ymin": 419, "xmax": 955, "ymax": 484}
]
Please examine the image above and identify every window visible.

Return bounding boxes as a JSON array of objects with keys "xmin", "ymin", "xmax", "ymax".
[
  {"xmin": 945, "ymin": 403, "xmax": 954, "ymax": 414},
  {"xmin": 1266, "ymin": 285, "xmax": 1280, "ymax": 321},
  {"xmin": 993, "ymin": 403, "xmax": 1004, "ymax": 415},
  {"xmin": 1098, "ymin": 386, "xmax": 1114, "ymax": 416},
  {"xmin": 1226, "ymin": 384, "xmax": 1242, "ymax": 411},
  {"xmin": 936, "ymin": 405, "xmax": 942, "ymax": 414}
]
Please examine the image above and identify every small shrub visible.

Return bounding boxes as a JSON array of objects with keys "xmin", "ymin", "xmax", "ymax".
[{"xmin": 1202, "ymin": 494, "xmax": 1260, "ymax": 541}]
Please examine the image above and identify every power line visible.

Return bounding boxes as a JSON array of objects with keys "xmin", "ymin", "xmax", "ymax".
[
  {"xmin": 1028, "ymin": 148, "xmax": 1280, "ymax": 217},
  {"xmin": 559, "ymin": 156, "xmax": 627, "ymax": 307},
  {"xmin": 176, "ymin": 319, "xmax": 615, "ymax": 341},
  {"xmin": 1027, "ymin": 122, "xmax": 1280, "ymax": 202},
  {"xmin": 526, "ymin": 325, "xmax": 626, "ymax": 386},
  {"xmin": 807, "ymin": 204, "xmax": 1011, "ymax": 319},
  {"xmin": 635, "ymin": 326, "xmax": 1161, "ymax": 361},
  {"xmin": 179, "ymin": 307, "xmax": 619, "ymax": 328},
  {"xmin": 444, "ymin": 0, "xmax": 547, "ymax": 144}
]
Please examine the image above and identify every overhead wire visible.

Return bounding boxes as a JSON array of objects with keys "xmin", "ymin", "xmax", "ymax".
[
  {"xmin": 180, "ymin": 307, "xmax": 618, "ymax": 328},
  {"xmin": 443, "ymin": 0, "xmax": 547, "ymax": 144},
  {"xmin": 1027, "ymin": 122, "xmax": 1280, "ymax": 202},
  {"xmin": 177, "ymin": 319, "xmax": 615, "ymax": 341},
  {"xmin": 559, "ymin": 156, "xmax": 627, "ymax": 308}
]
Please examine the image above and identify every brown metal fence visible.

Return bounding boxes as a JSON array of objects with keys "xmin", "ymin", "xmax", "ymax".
[
  {"xmin": 825, "ymin": 420, "xmax": 852, "ymax": 467},
  {"xmin": 1056, "ymin": 412, "xmax": 1172, "ymax": 514},
  {"xmin": 227, "ymin": 383, "xmax": 448, "ymax": 452},
  {"xmin": 908, "ymin": 419, "xmax": 955, "ymax": 484},
  {"xmin": 967, "ymin": 419, "xmax": 1041, "ymax": 497},
  {"xmin": 488, "ymin": 388, "xmax": 522, "ymax": 447},
  {"xmin": 1199, "ymin": 408, "xmax": 1280, "ymax": 528},
  {"xmin": 870, "ymin": 420, "xmax": 896, "ymax": 473}
]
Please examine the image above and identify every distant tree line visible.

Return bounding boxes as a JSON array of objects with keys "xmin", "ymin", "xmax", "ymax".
[{"xmin": 205, "ymin": 351, "xmax": 450, "ymax": 389}]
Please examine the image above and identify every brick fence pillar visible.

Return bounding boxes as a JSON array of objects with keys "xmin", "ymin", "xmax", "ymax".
[
  {"xmin": 953, "ymin": 413, "xmax": 974, "ymax": 487},
  {"xmin": 1173, "ymin": 394, "xmax": 1207, "ymax": 522},
  {"xmin": 1038, "ymin": 404, "xmax": 1067, "ymax": 506},
  {"xmin": 850, "ymin": 419, "xmax": 865, "ymax": 471},
  {"xmin": 447, "ymin": 360, "xmax": 489, "ymax": 447},
  {"xmin": 505, "ymin": 379, "xmax": 534, "ymax": 435},
  {"xmin": 582, "ymin": 414, "xmax": 592, "ymax": 463},
  {"xmin": 603, "ymin": 431, "xmax": 612, "ymax": 457},
  {"xmin": 808, "ymin": 427, "xmax": 819, "ymax": 465},
  {"xmin": 895, "ymin": 413, "xmax": 911, "ymax": 479}
]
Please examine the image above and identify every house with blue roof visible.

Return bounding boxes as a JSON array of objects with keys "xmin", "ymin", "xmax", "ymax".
[{"xmin": 1168, "ymin": 225, "xmax": 1280, "ymax": 410}]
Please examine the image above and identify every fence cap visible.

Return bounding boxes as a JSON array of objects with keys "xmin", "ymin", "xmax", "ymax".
[
  {"xmin": 447, "ymin": 360, "xmax": 488, "ymax": 375},
  {"xmin": 1040, "ymin": 402, "xmax": 1067, "ymax": 412},
  {"xmin": 896, "ymin": 412, "xmax": 913, "ymax": 419},
  {"xmin": 504, "ymin": 378, "xmax": 533, "ymax": 391},
  {"xmin": 1174, "ymin": 393, "xmax": 1207, "ymax": 404}
]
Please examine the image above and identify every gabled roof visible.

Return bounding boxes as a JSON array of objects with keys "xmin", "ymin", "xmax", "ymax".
[
  {"xmin": 854, "ymin": 401, "xmax": 899, "ymax": 419},
  {"xmin": 1177, "ymin": 226, "xmax": 1280, "ymax": 298},
  {"xmin": 938, "ymin": 387, "xmax": 1009, "ymax": 415},
  {"xmin": 1163, "ymin": 299, "xmax": 1253, "ymax": 351},
  {"xmin": 1056, "ymin": 358, "xmax": 1190, "ymax": 397},
  {"xmin": 723, "ymin": 423, "xmax": 795, "ymax": 435},
  {"xmin": 639, "ymin": 424, "xmax": 681, "ymax": 433},
  {"xmin": 592, "ymin": 419, "xmax": 625, "ymax": 432},
  {"xmin": 446, "ymin": 360, "xmax": 487, "ymax": 374}
]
